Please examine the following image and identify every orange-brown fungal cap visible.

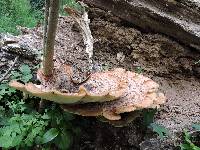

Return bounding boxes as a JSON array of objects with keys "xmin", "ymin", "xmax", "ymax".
[
  {"xmin": 61, "ymin": 103, "xmax": 103, "ymax": 117},
  {"xmin": 36, "ymin": 66, "xmax": 128, "ymax": 103},
  {"xmin": 9, "ymin": 66, "xmax": 127, "ymax": 104},
  {"xmin": 61, "ymin": 71, "xmax": 166, "ymax": 120},
  {"xmin": 79, "ymin": 68, "xmax": 127, "ymax": 102},
  {"xmin": 10, "ymin": 66, "xmax": 165, "ymax": 116},
  {"xmin": 9, "ymin": 80, "xmax": 86, "ymax": 104}
]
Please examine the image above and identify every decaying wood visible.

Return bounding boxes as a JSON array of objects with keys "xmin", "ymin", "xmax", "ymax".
[
  {"xmin": 64, "ymin": 3, "xmax": 94, "ymax": 83},
  {"xmin": 0, "ymin": 56, "xmax": 19, "ymax": 83},
  {"xmin": 64, "ymin": 3, "xmax": 94, "ymax": 58},
  {"xmin": 81, "ymin": 0, "xmax": 200, "ymax": 50}
]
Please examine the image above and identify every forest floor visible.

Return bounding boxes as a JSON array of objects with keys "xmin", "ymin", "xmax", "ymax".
[{"xmin": 1, "ymin": 8, "xmax": 200, "ymax": 149}]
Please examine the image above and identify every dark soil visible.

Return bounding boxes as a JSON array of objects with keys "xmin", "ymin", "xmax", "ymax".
[{"xmin": 1, "ymin": 7, "xmax": 200, "ymax": 150}]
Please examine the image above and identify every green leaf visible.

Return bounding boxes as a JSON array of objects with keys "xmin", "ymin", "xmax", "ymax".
[
  {"xmin": 0, "ymin": 84, "xmax": 9, "ymax": 90},
  {"xmin": 41, "ymin": 114, "xmax": 50, "ymax": 120},
  {"xmin": 54, "ymin": 131, "xmax": 72, "ymax": 150},
  {"xmin": 63, "ymin": 112, "xmax": 75, "ymax": 121},
  {"xmin": 180, "ymin": 143, "xmax": 192, "ymax": 150},
  {"xmin": 19, "ymin": 65, "xmax": 31, "ymax": 75},
  {"xmin": 0, "ymin": 135, "xmax": 13, "ymax": 148},
  {"xmin": 143, "ymin": 109, "xmax": 157, "ymax": 127},
  {"xmin": 194, "ymin": 146, "xmax": 200, "ymax": 150},
  {"xmin": 41, "ymin": 128, "xmax": 59, "ymax": 144},
  {"xmin": 11, "ymin": 71, "xmax": 22, "ymax": 79},
  {"xmin": 135, "ymin": 66, "xmax": 144, "ymax": 74},
  {"xmin": 192, "ymin": 124, "xmax": 200, "ymax": 131},
  {"xmin": 7, "ymin": 87, "xmax": 16, "ymax": 94},
  {"xmin": 150, "ymin": 123, "xmax": 169, "ymax": 139},
  {"xmin": 25, "ymin": 126, "xmax": 43, "ymax": 146},
  {"xmin": 0, "ymin": 83, "xmax": 16, "ymax": 100},
  {"xmin": 12, "ymin": 135, "xmax": 23, "ymax": 147},
  {"xmin": 180, "ymin": 131, "xmax": 200, "ymax": 150},
  {"xmin": 184, "ymin": 131, "xmax": 192, "ymax": 144},
  {"xmin": 21, "ymin": 74, "xmax": 33, "ymax": 83}
]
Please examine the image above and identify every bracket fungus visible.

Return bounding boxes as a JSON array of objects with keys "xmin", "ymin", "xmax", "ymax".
[
  {"xmin": 9, "ymin": 65, "xmax": 165, "ymax": 121},
  {"xmin": 9, "ymin": 66, "xmax": 127, "ymax": 104},
  {"xmin": 8, "ymin": 3, "xmax": 165, "ymax": 124},
  {"xmin": 61, "ymin": 70, "xmax": 165, "ymax": 120},
  {"xmin": 8, "ymin": 3, "xmax": 165, "ymax": 121}
]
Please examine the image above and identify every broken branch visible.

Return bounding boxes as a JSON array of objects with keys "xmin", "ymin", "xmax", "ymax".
[{"xmin": 0, "ymin": 56, "xmax": 19, "ymax": 83}]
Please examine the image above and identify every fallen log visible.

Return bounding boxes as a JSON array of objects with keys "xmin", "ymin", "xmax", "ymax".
[{"xmin": 81, "ymin": 0, "xmax": 200, "ymax": 50}]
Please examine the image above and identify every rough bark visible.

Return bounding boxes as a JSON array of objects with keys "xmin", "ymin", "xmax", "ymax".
[
  {"xmin": 42, "ymin": 0, "xmax": 60, "ymax": 76},
  {"xmin": 81, "ymin": 0, "xmax": 200, "ymax": 50}
]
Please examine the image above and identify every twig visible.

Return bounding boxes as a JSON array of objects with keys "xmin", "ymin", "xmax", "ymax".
[
  {"xmin": 43, "ymin": 0, "xmax": 50, "ymax": 54},
  {"xmin": 42, "ymin": 0, "xmax": 60, "ymax": 76},
  {"xmin": 39, "ymin": 0, "xmax": 60, "ymax": 113},
  {"xmin": 39, "ymin": 0, "xmax": 50, "ymax": 114},
  {"xmin": 0, "ymin": 56, "xmax": 19, "ymax": 83}
]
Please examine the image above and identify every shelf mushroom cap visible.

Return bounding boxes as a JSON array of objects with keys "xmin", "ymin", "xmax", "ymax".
[
  {"xmin": 9, "ymin": 80, "xmax": 86, "ymax": 104},
  {"xmin": 79, "ymin": 68, "xmax": 128, "ymax": 102},
  {"xmin": 9, "ymin": 65, "xmax": 165, "ymax": 118},
  {"xmin": 9, "ymin": 66, "xmax": 128, "ymax": 104},
  {"xmin": 61, "ymin": 71, "xmax": 166, "ymax": 120}
]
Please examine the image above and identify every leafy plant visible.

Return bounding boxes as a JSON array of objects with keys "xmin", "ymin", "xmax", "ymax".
[
  {"xmin": 192, "ymin": 124, "xmax": 200, "ymax": 131},
  {"xmin": 149, "ymin": 123, "xmax": 169, "ymax": 139},
  {"xmin": 46, "ymin": 104, "xmax": 81, "ymax": 149},
  {"xmin": 0, "ymin": 64, "xmax": 32, "ymax": 101},
  {"xmin": 180, "ymin": 130, "xmax": 200, "ymax": 150},
  {"xmin": 0, "ymin": 64, "xmax": 80, "ymax": 149},
  {"xmin": 0, "ymin": 113, "xmax": 50, "ymax": 149},
  {"xmin": 11, "ymin": 64, "xmax": 33, "ymax": 83},
  {"xmin": 180, "ymin": 124, "xmax": 200, "ymax": 150},
  {"xmin": 142, "ymin": 109, "xmax": 157, "ymax": 127},
  {"xmin": 0, "ymin": 0, "xmax": 43, "ymax": 34},
  {"xmin": 60, "ymin": 0, "xmax": 81, "ymax": 15},
  {"xmin": 0, "ymin": 98, "xmax": 78, "ymax": 149},
  {"xmin": 0, "ymin": 102, "xmax": 79, "ymax": 149},
  {"xmin": 135, "ymin": 66, "xmax": 144, "ymax": 74},
  {"xmin": 0, "ymin": 63, "xmax": 46, "ymax": 149},
  {"xmin": 0, "ymin": 83, "xmax": 16, "ymax": 100},
  {"xmin": 41, "ymin": 128, "xmax": 59, "ymax": 144}
]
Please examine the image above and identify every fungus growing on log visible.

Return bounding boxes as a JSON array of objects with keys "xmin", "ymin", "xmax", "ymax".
[
  {"xmin": 9, "ymin": 66, "xmax": 128, "ymax": 104},
  {"xmin": 9, "ymin": 66, "xmax": 165, "ymax": 121},
  {"xmin": 9, "ymin": 3, "xmax": 165, "ymax": 122},
  {"xmin": 61, "ymin": 70, "xmax": 165, "ymax": 120}
]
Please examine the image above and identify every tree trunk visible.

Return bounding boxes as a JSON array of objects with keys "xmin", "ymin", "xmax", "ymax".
[
  {"xmin": 81, "ymin": 0, "xmax": 200, "ymax": 50},
  {"xmin": 42, "ymin": 0, "xmax": 60, "ymax": 76}
]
